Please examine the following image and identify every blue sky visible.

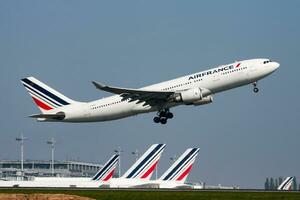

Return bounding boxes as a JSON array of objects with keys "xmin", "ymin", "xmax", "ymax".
[{"xmin": 1, "ymin": 0, "xmax": 299, "ymax": 188}]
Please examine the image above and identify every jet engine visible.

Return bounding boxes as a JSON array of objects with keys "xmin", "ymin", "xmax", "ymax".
[
  {"xmin": 192, "ymin": 95, "xmax": 213, "ymax": 106},
  {"xmin": 175, "ymin": 88, "xmax": 203, "ymax": 103}
]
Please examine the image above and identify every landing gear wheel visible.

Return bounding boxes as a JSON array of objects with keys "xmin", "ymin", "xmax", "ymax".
[
  {"xmin": 154, "ymin": 108, "xmax": 173, "ymax": 124},
  {"xmin": 166, "ymin": 112, "xmax": 173, "ymax": 119},
  {"xmin": 252, "ymin": 82, "xmax": 259, "ymax": 93},
  {"xmin": 160, "ymin": 117, "xmax": 167, "ymax": 124},
  {"xmin": 159, "ymin": 111, "xmax": 166, "ymax": 118},
  {"xmin": 153, "ymin": 116, "xmax": 160, "ymax": 123}
]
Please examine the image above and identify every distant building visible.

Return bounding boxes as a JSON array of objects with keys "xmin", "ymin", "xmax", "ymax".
[{"xmin": 0, "ymin": 160, "xmax": 102, "ymax": 179}]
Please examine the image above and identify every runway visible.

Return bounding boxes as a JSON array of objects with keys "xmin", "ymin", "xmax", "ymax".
[{"xmin": 0, "ymin": 187, "xmax": 300, "ymax": 193}]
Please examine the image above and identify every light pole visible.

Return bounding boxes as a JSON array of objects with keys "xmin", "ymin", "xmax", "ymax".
[
  {"xmin": 47, "ymin": 138, "xmax": 56, "ymax": 176},
  {"xmin": 16, "ymin": 133, "xmax": 27, "ymax": 175},
  {"xmin": 170, "ymin": 155, "xmax": 178, "ymax": 163},
  {"xmin": 114, "ymin": 147, "xmax": 123, "ymax": 178},
  {"xmin": 167, "ymin": 155, "xmax": 178, "ymax": 180},
  {"xmin": 131, "ymin": 149, "xmax": 139, "ymax": 161}
]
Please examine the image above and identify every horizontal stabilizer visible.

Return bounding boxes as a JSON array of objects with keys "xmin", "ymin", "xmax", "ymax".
[{"xmin": 29, "ymin": 112, "xmax": 65, "ymax": 120}]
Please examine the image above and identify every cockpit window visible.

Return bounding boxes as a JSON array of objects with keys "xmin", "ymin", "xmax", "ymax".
[{"xmin": 263, "ymin": 60, "xmax": 272, "ymax": 64}]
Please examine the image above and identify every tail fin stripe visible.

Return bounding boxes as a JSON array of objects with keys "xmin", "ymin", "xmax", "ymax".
[
  {"xmin": 278, "ymin": 177, "xmax": 294, "ymax": 190},
  {"xmin": 126, "ymin": 144, "xmax": 164, "ymax": 178},
  {"xmin": 24, "ymin": 83, "xmax": 61, "ymax": 107},
  {"xmin": 163, "ymin": 148, "xmax": 199, "ymax": 181},
  {"xmin": 176, "ymin": 164, "xmax": 193, "ymax": 181},
  {"xmin": 96, "ymin": 158, "xmax": 119, "ymax": 180},
  {"xmin": 281, "ymin": 177, "xmax": 293, "ymax": 189},
  {"xmin": 140, "ymin": 160, "xmax": 158, "ymax": 179},
  {"xmin": 100, "ymin": 167, "xmax": 117, "ymax": 181},
  {"xmin": 92, "ymin": 155, "xmax": 119, "ymax": 180},
  {"xmin": 168, "ymin": 156, "xmax": 197, "ymax": 181},
  {"xmin": 167, "ymin": 154, "xmax": 197, "ymax": 181},
  {"xmin": 102, "ymin": 169, "xmax": 115, "ymax": 181},
  {"xmin": 92, "ymin": 155, "xmax": 119, "ymax": 181},
  {"xmin": 131, "ymin": 147, "xmax": 164, "ymax": 178},
  {"xmin": 31, "ymin": 96, "xmax": 53, "ymax": 110},
  {"xmin": 22, "ymin": 78, "xmax": 70, "ymax": 106}
]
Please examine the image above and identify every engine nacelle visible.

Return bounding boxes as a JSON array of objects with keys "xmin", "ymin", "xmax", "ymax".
[
  {"xmin": 175, "ymin": 88, "xmax": 203, "ymax": 103},
  {"xmin": 192, "ymin": 96, "xmax": 213, "ymax": 106}
]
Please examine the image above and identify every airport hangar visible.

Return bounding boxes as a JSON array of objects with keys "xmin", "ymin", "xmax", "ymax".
[{"xmin": 0, "ymin": 160, "xmax": 102, "ymax": 179}]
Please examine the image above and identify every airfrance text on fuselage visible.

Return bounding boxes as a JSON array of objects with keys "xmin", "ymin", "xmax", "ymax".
[{"xmin": 188, "ymin": 65, "xmax": 235, "ymax": 80}]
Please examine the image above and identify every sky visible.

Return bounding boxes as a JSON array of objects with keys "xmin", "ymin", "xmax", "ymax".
[{"xmin": 1, "ymin": 0, "xmax": 299, "ymax": 189}]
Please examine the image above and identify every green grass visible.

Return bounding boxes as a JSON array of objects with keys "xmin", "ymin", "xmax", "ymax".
[{"xmin": 0, "ymin": 189, "xmax": 300, "ymax": 200}]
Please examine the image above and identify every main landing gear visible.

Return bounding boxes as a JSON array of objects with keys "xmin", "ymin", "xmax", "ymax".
[
  {"xmin": 253, "ymin": 82, "xmax": 259, "ymax": 93},
  {"xmin": 153, "ymin": 108, "xmax": 174, "ymax": 124}
]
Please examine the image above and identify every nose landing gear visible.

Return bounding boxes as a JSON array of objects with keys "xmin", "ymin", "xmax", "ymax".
[
  {"xmin": 253, "ymin": 82, "xmax": 259, "ymax": 93},
  {"xmin": 153, "ymin": 108, "xmax": 174, "ymax": 124}
]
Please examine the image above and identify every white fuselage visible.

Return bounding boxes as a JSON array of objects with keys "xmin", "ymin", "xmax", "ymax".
[
  {"xmin": 45, "ymin": 58, "xmax": 279, "ymax": 122},
  {"xmin": 0, "ymin": 177, "xmax": 190, "ymax": 189},
  {"xmin": 0, "ymin": 177, "xmax": 105, "ymax": 188},
  {"xmin": 108, "ymin": 178, "xmax": 193, "ymax": 189}
]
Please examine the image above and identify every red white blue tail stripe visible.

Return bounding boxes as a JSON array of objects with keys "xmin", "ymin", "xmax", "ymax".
[
  {"xmin": 123, "ymin": 144, "xmax": 166, "ymax": 180},
  {"xmin": 277, "ymin": 177, "xmax": 294, "ymax": 190},
  {"xmin": 21, "ymin": 77, "xmax": 74, "ymax": 112},
  {"xmin": 159, "ymin": 148, "xmax": 200, "ymax": 183},
  {"xmin": 92, "ymin": 154, "xmax": 119, "ymax": 182}
]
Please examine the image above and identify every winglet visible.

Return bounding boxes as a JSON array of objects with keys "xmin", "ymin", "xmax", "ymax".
[{"xmin": 92, "ymin": 81, "xmax": 106, "ymax": 90}]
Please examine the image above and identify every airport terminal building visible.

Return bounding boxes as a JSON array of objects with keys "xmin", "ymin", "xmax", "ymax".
[{"xmin": 0, "ymin": 160, "xmax": 102, "ymax": 179}]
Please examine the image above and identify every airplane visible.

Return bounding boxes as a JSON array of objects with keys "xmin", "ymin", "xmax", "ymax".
[
  {"xmin": 277, "ymin": 177, "xmax": 294, "ymax": 191},
  {"xmin": 133, "ymin": 148, "xmax": 200, "ymax": 189},
  {"xmin": 21, "ymin": 58, "xmax": 279, "ymax": 124},
  {"xmin": 109, "ymin": 144, "xmax": 166, "ymax": 188},
  {"xmin": 0, "ymin": 154, "xmax": 119, "ymax": 188}
]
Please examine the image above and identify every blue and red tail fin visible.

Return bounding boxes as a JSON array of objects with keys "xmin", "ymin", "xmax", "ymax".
[
  {"xmin": 159, "ymin": 148, "xmax": 200, "ymax": 183},
  {"xmin": 277, "ymin": 177, "xmax": 294, "ymax": 190},
  {"xmin": 21, "ymin": 77, "xmax": 76, "ymax": 113},
  {"xmin": 92, "ymin": 154, "xmax": 119, "ymax": 182},
  {"xmin": 122, "ymin": 144, "xmax": 166, "ymax": 180}
]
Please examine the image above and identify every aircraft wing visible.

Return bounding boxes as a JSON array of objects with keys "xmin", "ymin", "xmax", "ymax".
[{"xmin": 92, "ymin": 81, "xmax": 175, "ymax": 106}]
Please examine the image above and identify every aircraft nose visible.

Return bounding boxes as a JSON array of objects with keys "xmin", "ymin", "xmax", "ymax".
[{"xmin": 273, "ymin": 62, "xmax": 280, "ymax": 70}]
